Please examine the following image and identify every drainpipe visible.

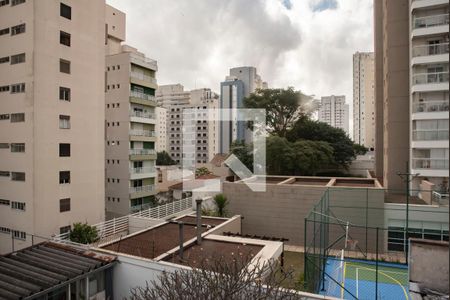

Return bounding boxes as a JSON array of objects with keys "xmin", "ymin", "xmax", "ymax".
[
  {"xmin": 196, "ymin": 198, "xmax": 203, "ymax": 245},
  {"xmin": 178, "ymin": 222, "xmax": 184, "ymax": 261}
]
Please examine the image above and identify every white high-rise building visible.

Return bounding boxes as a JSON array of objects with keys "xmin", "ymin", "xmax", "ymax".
[
  {"xmin": 0, "ymin": 0, "xmax": 106, "ymax": 253},
  {"xmin": 156, "ymin": 107, "xmax": 167, "ymax": 153},
  {"xmin": 353, "ymin": 52, "xmax": 375, "ymax": 149},
  {"xmin": 318, "ymin": 95, "xmax": 349, "ymax": 134}
]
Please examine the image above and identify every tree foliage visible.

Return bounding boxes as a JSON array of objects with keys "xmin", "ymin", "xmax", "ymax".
[
  {"xmin": 195, "ymin": 167, "xmax": 212, "ymax": 177},
  {"xmin": 243, "ymin": 87, "xmax": 314, "ymax": 137},
  {"xmin": 69, "ymin": 222, "xmax": 98, "ymax": 244},
  {"xmin": 156, "ymin": 151, "xmax": 177, "ymax": 166},
  {"xmin": 229, "ymin": 141, "xmax": 253, "ymax": 171},
  {"xmin": 213, "ymin": 193, "xmax": 228, "ymax": 217}
]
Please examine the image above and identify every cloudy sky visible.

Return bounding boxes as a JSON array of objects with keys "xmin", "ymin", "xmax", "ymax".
[{"xmin": 106, "ymin": 0, "xmax": 374, "ymax": 133}]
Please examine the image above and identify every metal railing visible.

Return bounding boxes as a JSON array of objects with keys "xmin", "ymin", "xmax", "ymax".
[
  {"xmin": 412, "ymin": 158, "xmax": 449, "ymax": 169},
  {"xmin": 413, "ymin": 71, "xmax": 449, "ymax": 84},
  {"xmin": 412, "ymin": 129, "xmax": 449, "ymax": 141},
  {"xmin": 129, "ymin": 184, "xmax": 155, "ymax": 194},
  {"xmin": 129, "ymin": 166, "xmax": 156, "ymax": 174},
  {"xmin": 413, "ymin": 14, "xmax": 449, "ymax": 29},
  {"xmin": 130, "ymin": 110, "xmax": 156, "ymax": 119},
  {"xmin": 132, "ymin": 197, "xmax": 192, "ymax": 219},
  {"xmin": 413, "ymin": 100, "xmax": 449, "ymax": 113},
  {"xmin": 130, "ymin": 90, "xmax": 156, "ymax": 102},
  {"xmin": 130, "ymin": 72, "xmax": 157, "ymax": 84},
  {"xmin": 412, "ymin": 42, "xmax": 449, "ymax": 57},
  {"xmin": 129, "ymin": 129, "xmax": 156, "ymax": 137},
  {"xmin": 129, "ymin": 149, "xmax": 156, "ymax": 155}
]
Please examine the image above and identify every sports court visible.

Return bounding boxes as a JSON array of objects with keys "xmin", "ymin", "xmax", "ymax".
[{"xmin": 321, "ymin": 256, "xmax": 410, "ymax": 300}]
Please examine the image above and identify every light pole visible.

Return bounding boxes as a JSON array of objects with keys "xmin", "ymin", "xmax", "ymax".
[{"xmin": 397, "ymin": 161, "xmax": 420, "ymax": 263}]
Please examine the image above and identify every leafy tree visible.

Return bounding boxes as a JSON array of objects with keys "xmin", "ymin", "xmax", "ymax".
[
  {"xmin": 195, "ymin": 167, "xmax": 211, "ymax": 177},
  {"xmin": 244, "ymin": 87, "xmax": 314, "ymax": 137},
  {"xmin": 265, "ymin": 136, "xmax": 294, "ymax": 175},
  {"xmin": 229, "ymin": 141, "xmax": 253, "ymax": 171},
  {"xmin": 69, "ymin": 222, "xmax": 98, "ymax": 244},
  {"xmin": 353, "ymin": 143, "xmax": 368, "ymax": 156},
  {"xmin": 156, "ymin": 151, "xmax": 176, "ymax": 166},
  {"xmin": 290, "ymin": 140, "xmax": 334, "ymax": 176},
  {"xmin": 213, "ymin": 194, "xmax": 228, "ymax": 217}
]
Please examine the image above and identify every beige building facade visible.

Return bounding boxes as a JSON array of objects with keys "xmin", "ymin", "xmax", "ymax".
[
  {"xmin": 155, "ymin": 106, "xmax": 167, "ymax": 153},
  {"xmin": 0, "ymin": 0, "xmax": 106, "ymax": 253},
  {"xmin": 353, "ymin": 52, "xmax": 375, "ymax": 149},
  {"xmin": 318, "ymin": 95, "xmax": 349, "ymax": 135},
  {"xmin": 105, "ymin": 5, "xmax": 158, "ymax": 218}
]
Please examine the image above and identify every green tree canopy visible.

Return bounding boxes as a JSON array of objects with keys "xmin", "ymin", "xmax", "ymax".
[
  {"xmin": 156, "ymin": 151, "xmax": 177, "ymax": 166},
  {"xmin": 195, "ymin": 167, "xmax": 211, "ymax": 177},
  {"xmin": 243, "ymin": 87, "xmax": 314, "ymax": 137},
  {"xmin": 69, "ymin": 223, "xmax": 98, "ymax": 244}
]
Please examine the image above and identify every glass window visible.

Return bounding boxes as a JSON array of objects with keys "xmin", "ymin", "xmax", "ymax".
[
  {"xmin": 10, "ymin": 53, "xmax": 25, "ymax": 64},
  {"xmin": 60, "ymin": 31, "xmax": 71, "ymax": 46},
  {"xmin": 59, "ymin": 143, "xmax": 70, "ymax": 157},
  {"xmin": 11, "ymin": 172, "xmax": 25, "ymax": 181},
  {"xmin": 60, "ymin": 59, "xmax": 70, "ymax": 74},
  {"xmin": 11, "ymin": 201, "xmax": 25, "ymax": 211},
  {"xmin": 10, "ymin": 113, "xmax": 25, "ymax": 122},
  {"xmin": 59, "ymin": 198, "xmax": 70, "ymax": 212},
  {"xmin": 11, "ymin": 83, "xmax": 25, "ymax": 93},
  {"xmin": 59, "ymin": 171, "xmax": 70, "ymax": 184},
  {"xmin": 10, "ymin": 143, "xmax": 25, "ymax": 152},
  {"xmin": 10, "ymin": 23, "xmax": 25, "ymax": 35},
  {"xmin": 59, "ymin": 87, "xmax": 70, "ymax": 101},
  {"xmin": 11, "ymin": 0, "xmax": 25, "ymax": 6},
  {"xmin": 59, "ymin": 115, "xmax": 70, "ymax": 129},
  {"xmin": 60, "ymin": 3, "xmax": 71, "ymax": 19},
  {"xmin": 60, "ymin": 225, "xmax": 71, "ymax": 234}
]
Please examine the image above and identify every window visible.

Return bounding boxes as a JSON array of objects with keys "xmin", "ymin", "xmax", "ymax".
[
  {"xmin": 0, "ymin": 0, "xmax": 10, "ymax": 7},
  {"xmin": 10, "ymin": 23, "xmax": 25, "ymax": 35},
  {"xmin": 59, "ymin": 198, "xmax": 70, "ymax": 212},
  {"xmin": 11, "ymin": 0, "xmax": 25, "ymax": 6},
  {"xmin": 0, "ymin": 171, "xmax": 10, "ymax": 177},
  {"xmin": 60, "ymin": 59, "xmax": 70, "ymax": 74},
  {"xmin": 0, "ymin": 27, "xmax": 9, "ymax": 35},
  {"xmin": 0, "ymin": 85, "xmax": 9, "ymax": 92},
  {"xmin": 0, "ymin": 143, "xmax": 9, "ymax": 149},
  {"xmin": 60, "ymin": 226, "xmax": 71, "ymax": 234},
  {"xmin": 0, "ymin": 227, "xmax": 10, "ymax": 234},
  {"xmin": 60, "ymin": 31, "xmax": 70, "ymax": 46},
  {"xmin": 59, "ymin": 115, "xmax": 70, "ymax": 129},
  {"xmin": 11, "ymin": 172, "xmax": 25, "ymax": 181},
  {"xmin": 11, "ymin": 83, "xmax": 25, "ymax": 93},
  {"xmin": 10, "ymin": 113, "xmax": 25, "ymax": 122},
  {"xmin": 11, "ymin": 201, "xmax": 25, "ymax": 211},
  {"xmin": 59, "ymin": 171, "xmax": 70, "ymax": 184},
  {"xmin": 59, "ymin": 86, "xmax": 70, "ymax": 101},
  {"xmin": 10, "ymin": 143, "xmax": 25, "ymax": 152},
  {"xmin": 60, "ymin": 3, "xmax": 71, "ymax": 19},
  {"xmin": 0, "ymin": 199, "xmax": 10, "ymax": 206},
  {"xmin": 59, "ymin": 143, "xmax": 70, "ymax": 157},
  {"xmin": 10, "ymin": 53, "xmax": 25, "ymax": 64},
  {"xmin": 12, "ymin": 230, "xmax": 26, "ymax": 240},
  {"xmin": 0, "ymin": 56, "xmax": 9, "ymax": 64}
]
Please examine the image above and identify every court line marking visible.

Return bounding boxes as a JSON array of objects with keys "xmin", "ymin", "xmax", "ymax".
[
  {"xmin": 341, "ymin": 261, "xmax": 346, "ymax": 299},
  {"xmin": 346, "ymin": 263, "xmax": 407, "ymax": 275},
  {"xmin": 356, "ymin": 268, "xmax": 359, "ymax": 299},
  {"xmin": 346, "ymin": 264, "xmax": 409, "ymax": 300}
]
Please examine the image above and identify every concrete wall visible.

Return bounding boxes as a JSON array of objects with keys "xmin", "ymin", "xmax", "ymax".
[{"xmin": 409, "ymin": 239, "xmax": 449, "ymax": 293}]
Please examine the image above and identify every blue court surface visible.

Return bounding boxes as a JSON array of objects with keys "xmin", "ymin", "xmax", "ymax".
[{"xmin": 320, "ymin": 257, "xmax": 410, "ymax": 300}]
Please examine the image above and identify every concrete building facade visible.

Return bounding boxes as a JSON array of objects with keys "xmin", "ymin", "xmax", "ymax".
[
  {"xmin": 219, "ymin": 66, "xmax": 268, "ymax": 154},
  {"xmin": 105, "ymin": 5, "xmax": 158, "ymax": 218},
  {"xmin": 318, "ymin": 95, "xmax": 349, "ymax": 135},
  {"xmin": 0, "ymin": 0, "xmax": 106, "ymax": 253},
  {"xmin": 155, "ymin": 106, "xmax": 167, "ymax": 153},
  {"xmin": 353, "ymin": 52, "xmax": 375, "ymax": 149}
]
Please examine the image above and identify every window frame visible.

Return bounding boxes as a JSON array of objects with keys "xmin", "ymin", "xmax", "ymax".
[
  {"xmin": 60, "ymin": 3, "xmax": 71, "ymax": 20},
  {"xmin": 59, "ymin": 143, "xmax": 71, "ymax": 157}
]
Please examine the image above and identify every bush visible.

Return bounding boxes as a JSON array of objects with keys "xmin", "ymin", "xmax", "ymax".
[
  {"xmin": 213, "ymin": 194, "xmax": 228, "ymax": 217},
  {"xmin": 69, "ymin": 222, "xmax": 99, "ymax": 244}
]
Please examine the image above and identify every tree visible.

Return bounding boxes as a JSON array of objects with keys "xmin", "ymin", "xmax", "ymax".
[
  {"xmin": 195, "ymin": 167, "xmax": 211, "ymax": 177},
  {"xmin": 353, "ymin": 143, "xmax": 368, "ymax": 156},
  {"xmin": 69, "ymin": 222, "xmax": 98, "ymax": 244},
  {"xmin": 244, "ymin": 87, "xmax": 314, "ymax": 137},
  {"xmin": 213, "ymin": 193, "xmax": 228, "ymax": 217},
  {"xmin": 229, "ymin": 141, "xmax": 253, "ymax": 171},
  {"xmin": 129, "ymin": 254, "xmax": 302, "ymax": 300},
  {"xmin": 157, "ymin": 151, "xmax": 176, "ymax": 166}
]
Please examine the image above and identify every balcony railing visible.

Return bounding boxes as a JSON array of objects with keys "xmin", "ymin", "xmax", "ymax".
[
  {"xmin": 130, "ymin": 90, "xmax": 156, "ymax": 102},
  {"xmin": 130, "ymin": 110, "xmax": 156, "ymax": 119},
  {"xmin": 130, "ymin": 166, "xmax": 156, "ymax": 174},
  {"xmin": 413, "ymin": 100, "xmax": 450, "ymax": 113},
  {"xmin": 412, "ymin": 43, "xmax": 449, "ymax": 57},
  {"xmin": 130, "ymin": 202, "xmax": 155, "ymax": 213},
  {"xmin": 413, "ymin": 14, "xmax": 449, "ymax": 29},
  {"xmin": 129, "ymin": 129, "xmax": 156, "ymax": 137},
  {"xmin": 129, "ymin": 184, "xmax": 155, "ymax": 194},
  {"xmin": 413, "ymin": 129, "xmax": 449, "ymax": 141},
  {"xmin": 129, "ymin": 149, "xmax": 156, "ymax": 155},
  {"xmin": 130, "ymin": 72, "xmax": 157, "ymax": 84},
  {"xmin": 413, "ymin": 71, "xmax": 449, "ymax": 85},
  {"xmin": 413, "ymin": 158, "xmax": 449, "ymax": 170}
]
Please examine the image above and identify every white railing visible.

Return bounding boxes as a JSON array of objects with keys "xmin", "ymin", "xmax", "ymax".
[
  {"xmin": 130, "ymin": 72, "xmax": 157, "ymax": 84},
  {"xmin": 413, "ymin": 158, "xmax": 449, "ymax": 169},
  {"xmin": 129, "ymin": 184, "xmax": 155, "ymax": 194},
  {"xmin": 432, "ymin": 191, "xmax": 449, "ymax": 206},
  {"xmin": 414, "ymin": 14, "xmax": 449, "ymax": 29},
  {"xmin": 413, "ymin": 100, "xmax": 449, "ymax": 113},
  {"xmin": 132, "ymin": 197, "xmax": 192, "ymax": 218},
  {"xmin": 129, "ymin": 129, "xmax": 156, "ymax": 137},
  {"xmin": 129, "ymin": 149, "xmax": 156, "ymax": 155},
  {"xmin": 413, "ymin": 71, "xmax": 449, "ymax": 84},
  {"xmin": 130, "ymin": 90, "xmax": 156, "ymax": 102},
  {"xmin": 130, "ymin": 53, "xmax": 158, "ymax": 70},
  {"xmin": 130, "ymin": 110, "xmax": 156, "ymax": 119},
  {"xmin": 412, "ymin": 43, "xmax": 449, "ymax": 57},
  {"xmin": 129, "ymin": 166, "xmax": 156, "ymax": 174},
  {"xmin": 413, "ymin": 129, "xmax": 449, "ymax": 141}
]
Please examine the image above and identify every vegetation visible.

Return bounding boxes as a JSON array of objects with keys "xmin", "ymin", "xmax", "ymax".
[
  {"xmin": 195, "ymin": 167, "xmax": 211, "ymax": 177},
  {"xmin": 69, "ymin": 222, "xmax": 98, "ymax": 244},
  {"xmin": 213, "ymin": 193, "xmax": 228, "ymax": 217},
  {"xmin": 156, "ymin": 151, "xmax": 177, "ymax": 166}
]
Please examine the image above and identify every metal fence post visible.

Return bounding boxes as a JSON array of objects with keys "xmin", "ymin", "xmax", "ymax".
[{"xmin": 375, "ymin": 227, "xmax": 379, "ymax": 300}]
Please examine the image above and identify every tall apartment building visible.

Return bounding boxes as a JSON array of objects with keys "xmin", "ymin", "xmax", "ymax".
[
  {"xmin": 156, "ymin": 107, "xmax": 167, "ymax": 153},
  {"xmin": 0, "ymin": 0, "xmax": 106, "ymax": 253},
  {"xmin": 105, "ymin": 5, "xmax": 158, "ymax": 218},
  {"xmin": 318, "ymin": 95, "xmax": 349, "ymax": 135},
  {"xmin": 219, "ymin": 66, "xmax": 268, "ymax": 154},
  {"xmin": 374, "ymin": 0, "xmax": 449, "ymax": 191},
  {"xmin": 158, "ymin": 85, "xmax": 219, "ymax": 165},
  {"xmin": 353, "ymin": 52, "xmax": 375, "ymax": 149}
]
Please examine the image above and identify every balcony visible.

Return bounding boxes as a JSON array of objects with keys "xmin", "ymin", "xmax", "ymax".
[
  {"xmin": 413, "ymin": 71, "xmax": 449, "ymax": 84},
  {"xmin": 413, "ymin": 14, "xmax": 449, "ymax": 29},
  {"xmin": 413, "ymin": 100, "xmax": 449, "ymax": 113},
  {"xmin": 129, "ymin": 184, "xmax": 155, "ymax": 195},
  {"xmin": 129, "ymin": 129, "xmax": 155, "ymax": 137},
  {"xmin": 413, "ymin": 158, "xmax": 449, "ymax": 169},
  {"xmin": 130, "ymin": 90, "xmax": 157, "ymax": 106},
  {"xmin": 413, "ymin": 129, "xmax": 449, "ymax": 141},
  {"xmin": 129, "ymin": 166, "xmax": 156, "ymax": 180},
  {"xmin": 130, "ymin": 72, "xmax": 157, "ymax": 85},
  {"xmin": 412, "ymin": 43, "xmax": 449, "ymax": 65},
  {"xmin": 130, "ymin": 111, "xmax": 156, "ymax": 119},
  {"xmin": 130, "ymin": 53, "xmax": 158, "ymax": 71},
  {"xmin": 129, "ymin": 149, "xmax": 156, "ymax": 155}
]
